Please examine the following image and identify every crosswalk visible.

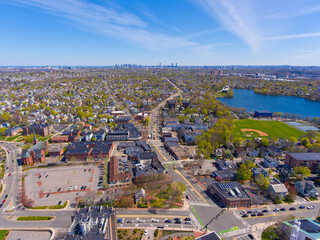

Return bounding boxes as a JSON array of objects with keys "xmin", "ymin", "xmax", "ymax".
[{"xmin": 188, "ymin": 201, "xmax": 210, "ymax": 207}]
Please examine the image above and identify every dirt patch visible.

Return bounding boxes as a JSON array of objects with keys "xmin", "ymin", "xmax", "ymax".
[{"xmin": 241, "ymin": 128, "xmax": 268, "ymax": 136}]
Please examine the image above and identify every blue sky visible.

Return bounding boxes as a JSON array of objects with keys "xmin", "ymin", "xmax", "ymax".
[{"xmin": 1, "ymin": 0, "xmax": 320, "ymax": 66}]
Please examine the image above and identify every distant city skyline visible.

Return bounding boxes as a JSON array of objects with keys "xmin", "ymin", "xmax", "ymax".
[{"xmin": 1, "ymin": 0, "xmax": 320, "ymax": 66}]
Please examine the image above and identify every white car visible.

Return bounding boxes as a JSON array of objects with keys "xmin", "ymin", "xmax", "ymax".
[
  {"xmin": 138, "ymin": 219, "xmax": 145, "ymax": 223},
  {"xmin": 307, "ymin": 206, "xmax": 315, "ymax": 209},
  {"xmin": 152, "ymin": 219, "xmax": 159, "ymax": 223},
  {"xmin": 68, "ymin": 187, "xmax": 72, "ymax": 191},
  {"xmin": 144, "ymin": 229, "xmax": 148, "ymax": 235},
  {"xmin": 74, "ymin": 186, "xmax": 78, "ymax": 190}
]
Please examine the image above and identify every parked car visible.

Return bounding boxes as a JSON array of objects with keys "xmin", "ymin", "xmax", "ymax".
[
  {"xmin": 273, "ymin": 208, "xmax": 280, "ymax": 212},
  {"xmin": 185, "ymin": 221, "xmax": 192, "ymax": 224},
  {"xmin": 58, "ymin": 188, "xmax": 61, "ymax": 192},
  {"xmin": 307, "ymin": 206, "xmax": 315, "ymax": 209},
  {"xmin": 251, "ymin": 214, "xmax": 256, "ymax": 217},
  {"xmin": 8, "ymin": 173, "xmax": 11, "ymax": 176},
  {"xmin": 127, "ymin": 220, "xmax": 133, "ymax": 223},
  {"xmin": 185, "ymin": 217, "xmax": 191, "ymax": 221},
  {"xmin": 2, "ymin": 200, "xmax": 6, "ymax": 204},
  {"xmin": 152, "ymin": 219, "xmax": 159, "ymax": 223},
  {"xmin": 299, "ymin": 206, "xmax": 305, "ymax": 209},
  {"xmin": 165, "ymin": 219, "xmax": 172, "ymax": 223},
  {"xmin": 262, "ymin": 210, "xmax": 268, "ymax": 213},
  {"xmin": 174, "ymin": 218, "xmax": 181, "ymax": 221},
  {"xmin": 0, "ymin": 204, "xmax": 2, "ymax": 208},
  {"xmin": 144, "ymin": 230, "xmax": 148, "ymax": 235},
  {"xmin": 58, "ymin": 201, "xmax": 62, "ymax": 205},
  {"xmin": 138, "ymin": 219, "xmax": 145, "ymax": 223},
  {"xmin": 289, "ymin": 207, "xmax": 296, "ymax": 211},
  {"xmin": 248, "ymin": 233, "xmax": 255, "ymax": 239},
  {"xmin": 4, "ymin": 195, "xmax": 8, "ymax": 199},
  {"xmin": 117, "ymin": 219, "xmax": 124, "ymax": 223},
  {"xmin": 242, "ymin": 214, "xmax": 248, "ymax": 218},
  {"xmin": 175, "ymin": 220, "xmax": 182, "ymax": 224},
  {"xmin": 257, "ymin": 213, "xmax": 264, "ymax": 216},
  {"xmin": 247, "ymin": 211, "xmax": 253, "ymax": 214},
  {"xmin": 280, "ymin": 208, "xmax": 286, "ymax": 211},
  {"xmin": 186, "ymin": 195, "xmax": 190, "ymax": 200}
]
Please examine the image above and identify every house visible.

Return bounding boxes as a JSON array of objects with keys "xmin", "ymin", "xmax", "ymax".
[
  {"xmin": 246, "ymin": 148, "xmax": 259, "ymax": 158},
  {"xmin": 285, "ymin": 152, "xmax": 320, "ymax": 173},
  {"xmin": 268, "ymin": 145, "xmax": 282, "ymax": 157},
  {"xmin": 263, "ymin": 156, "xmax": 279, "ymax": 169},
  {"xmin": 252, "ymin": 167, "xmax": 268, "ymax": 178},
  {"xmin": 214, "ymin": 149, "xmax": 223, "ymax": 158},
  {"xmin": 93, "ymin": 129, "xmax": 106, "ymax": 141},
  {"xmin": 295, "ymin": 180, "xmax": 319, "ymax": 198},
  {"xmin": 135, "ymin": 188, "xmax": 146, "ymax": 204},
  {"xmin": 215, "ymin": 160, "xmax": 235, "ymax": 170},
  {"xmin": 268, "ymin": 178, "xmax": 288, "ymax": 200}
]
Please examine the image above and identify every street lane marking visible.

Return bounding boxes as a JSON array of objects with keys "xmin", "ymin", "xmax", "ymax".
[{"xmin": 174, "ymin": 170, "xmax": 207, "ymax": 203}]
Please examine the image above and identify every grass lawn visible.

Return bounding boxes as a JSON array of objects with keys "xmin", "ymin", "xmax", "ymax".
[
  {"xmin": 117, "ymin": 229, "xmax": 143, "ymax": 240},
  {"xmin": 6, "ymin": 135, "xmax": 21, "ymax": 142},
  {"xmin": 233, "ymin": 119, "xmax": 305, "ymax": 139},
  {"xmin": 0, "ymin": 230, "xmax": 8, "ymax": 240},
  {"xmin": 17, "ymin": 216, "xmax": 54, "ymax": 221}
]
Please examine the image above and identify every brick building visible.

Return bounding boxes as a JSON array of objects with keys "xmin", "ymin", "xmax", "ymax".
[
  {"xmin": 65, "ymin": 141, "xmax": 113, "ymax": 161},
  {"xmin": 285, "ymin": 152, "xmax": 320, "ymax": 173},
  {"xmin": 21, "ymin": 139, "xmax": 49, "ymax": 166},
  {"xmin": 23, "ymin": 123, "xmax": 53, "ymax": 136},
  {"xmin": 208, "ymin": 182, "xmax": 252, "ymax": 208},
  {"xmin": 5, "ymin": 126, "xmax": 22, "ymax": 136}
]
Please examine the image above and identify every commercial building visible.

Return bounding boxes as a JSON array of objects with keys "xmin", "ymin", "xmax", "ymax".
[
  {"xmin": 285, "ymin": 152, "xmax": 320, "ymax": 173},
  {"xmin": 66, "ymin": 206, "xmax": 117, "ymax": 240},
  {"xmin": 207, "ymin": 182, "xmax": 251, "ymax": 208}
]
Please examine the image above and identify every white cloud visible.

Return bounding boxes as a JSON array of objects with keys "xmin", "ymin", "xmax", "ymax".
[
  {"xmin": 194, "ymin": 0, "xmax": 261, "ymax": 52},
  {"xmin": 264, "ymin": 32, "xmax": 320, "ymax": 41},
  {"xmin": 13, "ymin": 0, "xmax": 196, "ymax": 50},
  {"xmin": 268, "ymin": 4, "xmax": 320, "ymax": 19}
]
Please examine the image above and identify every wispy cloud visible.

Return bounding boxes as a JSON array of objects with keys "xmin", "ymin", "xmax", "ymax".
[
  {"xmin": 285, "ymin": 50, "xmax": 320, "ymax": 63},
  {"xmin": 264, "ymin": 32, "xmax": 320, "ymax": 41},
  {"xmin": 194, "ymin": 0, "xmax": 261, "ymax": 52},
  {"xmin": 13, "ymin": 0, "xmax": 196, "ymax": 50},
  {"xmin": 268, "ymin": 4, "xmax": 320, "ymax": 19}
]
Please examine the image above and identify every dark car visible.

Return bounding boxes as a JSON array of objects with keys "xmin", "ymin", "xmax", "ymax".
[
  {"xmin": 299, "ymin": 206, "xmax": 305, "ymax": 209},
  {"xmin": 4, "ymin": 195, "xmax": 8, "ymax": 199},
  {"xmin": 280, "ymin": 208, "xmax": 286, "ymax": 211},
  {"xmin": 165, "ymin": 219, "xmax": 172, "ymax": 223},
  {"xmin": 242, "ymin": 214, "xmax": 248, "ymax": 218},
  {"xmin": 289, "ymin": 207, "xmax": 296, "ymax": 211},
  {"xmin": 58, "ymin": 188, "xmax": 61, "ymax": 192},
  {"xmin": 175, "ymin": 220, "xmax": 182, "ymax": 224},
  {"xmin": 251, "ymin": 213, "xmax": 256, "ymax": 217},
  {"xmin": 174, "ymin": 218, "xmax": 181, "ymax": 221},
  {"xmin": 186, "ymin": 195, "xmax": 190, "ymax": 199},
  {"xmin": 248, "ymin": 233, "xmax": 255, "ymax": 239},
  {"xmin": 262, "ymin": 210, "xmax": 268, "ymax": 213},
  {"xmin": 185, "ymin": 217, "xmax": 191, "ymax": 221},
  {"xmin": 0, "ymin": 203, "xmax": 2, "ymax": 208},
  {"xmin": 257, "ymin": 213, "xmax": 264, "ymax": 216},
  {"xmin": 247, "ymin": 211, "xmax": 253, "ymax": 214}
]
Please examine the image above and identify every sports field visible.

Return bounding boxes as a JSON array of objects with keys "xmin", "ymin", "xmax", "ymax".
[{"xmin": 233, "ymin": 119, "xmax": 305, "ymax": 139}]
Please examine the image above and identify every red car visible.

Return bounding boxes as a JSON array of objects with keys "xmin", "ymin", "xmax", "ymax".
[
  {"xmin": 8, "ymin": 173, "xmax": 11, "ymax": 176},
  {"xmin": 186, "ymin": 195, "xmax": 190, "ymax": 200},
  {"xmin": 2, "ymin": 200, "xmax": 6, "ymax": 204}
]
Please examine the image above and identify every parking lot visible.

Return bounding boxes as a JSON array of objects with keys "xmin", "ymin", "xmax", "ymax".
[{"xmin": 25, "ymin": 164, "xmax": 102, "ymax": 206}]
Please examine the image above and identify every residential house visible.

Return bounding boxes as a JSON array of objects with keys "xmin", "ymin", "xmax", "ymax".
[
  {"xmin": 268, "ymin": 178, "xmax": 288, "ymax": 200},
  {"xmin": 263, "ymin": 156, "xmax": 279, "ymax": 169},
  {"xmin": 295, "ymin": 180, "xmax": 319, "ymax": 198},
  {"xmin": 268, "ymin": 145, "xmax": 282, "ymax": 157},
  {"xmin": 252, "ymin": 167, "xmax": 268, "ymax": 179},
  {"xmin": 211, "ymin": 170, "xmax": 237, "ymax": 182}
]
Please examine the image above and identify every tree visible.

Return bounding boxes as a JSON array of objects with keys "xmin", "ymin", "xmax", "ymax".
[
  {"xmin": 292, "ymin": 166, "xmax": 311, "ymax": 180},
  {"xmin": 261, "ymin": 138, "xmax": 269, "ymax": 147},
  {"xmin": 301, "ymin": 137, "xmax": 310, "ymax": 147},
  {"xmin": 236, "ymin": 163, "xmax": 253, "ymax": 181},
  {"xmin": 145, "ymin": 116, "xmax": 150, "ymax": 126},
  {"xmin": 255, "ymin": 174, "xmax": 270, "ymax": 191}
]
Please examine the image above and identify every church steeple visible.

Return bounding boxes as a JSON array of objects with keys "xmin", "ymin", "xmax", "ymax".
[{"xmin": 32, "ymin": 131, "xmax": 38, "ymax": 145}]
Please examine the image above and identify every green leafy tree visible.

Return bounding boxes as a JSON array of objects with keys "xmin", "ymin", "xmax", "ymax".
[
  {"xmin": 292, "ymin": 166, "xmax": 311, "ymax": 180},
  {"xmin": 301, "ymin": 137, "xmax": 310, "ymax": 147},
  {"xmin": 261, "ymin": 138, "xmax": 269, "ymax": 147}
]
